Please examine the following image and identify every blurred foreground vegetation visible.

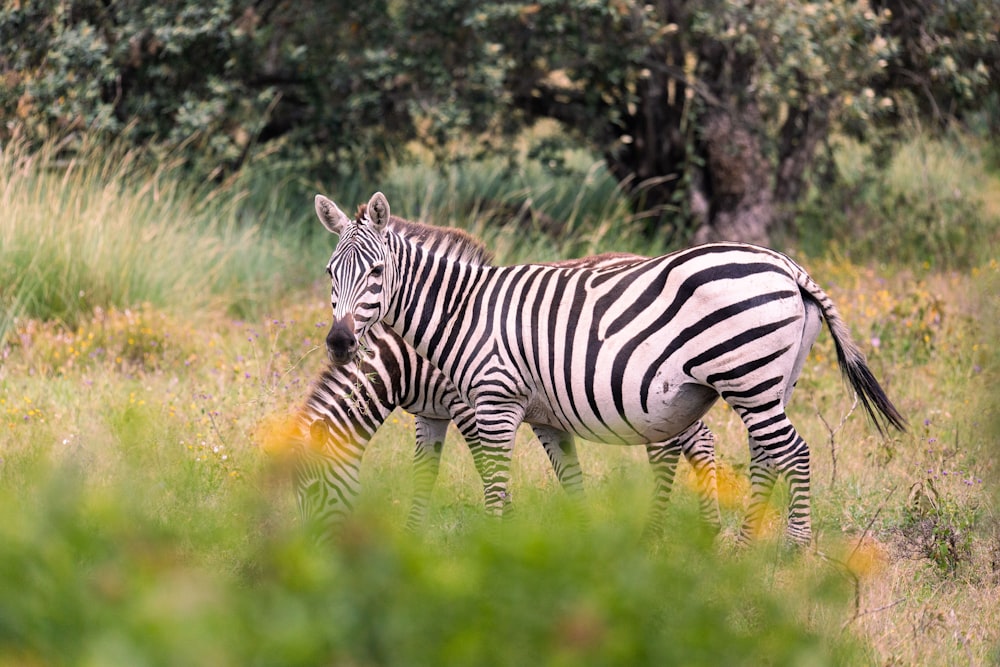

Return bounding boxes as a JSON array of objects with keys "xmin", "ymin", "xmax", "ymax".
[{"xmin": 0, "ymin": 464, "xmax": 867, "ymax": 665}]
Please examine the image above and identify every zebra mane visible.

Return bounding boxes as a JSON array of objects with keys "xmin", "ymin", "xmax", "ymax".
[{"xmin": 355, "ymin": 203, "xmax": 494, "ymax": 267}]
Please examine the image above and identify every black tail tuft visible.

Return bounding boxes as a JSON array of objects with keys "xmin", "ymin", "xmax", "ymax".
[
  {"xmin": 829, "ymin": 332, "xmax": 907, "ymax": 435},
  {"xmin": 795, "ymin": 265, "xmax": 906, "ymax": 436},
  {"xmin": 843, "ymin": 356, "xmax": 907, "ymax": 435}
]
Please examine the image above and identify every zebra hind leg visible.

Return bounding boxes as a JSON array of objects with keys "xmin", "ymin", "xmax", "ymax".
[
  {"xmin": 406, "ymin": 416, "xmax": 450, "ymax": 532},
  {"xmin": 641, "ymin": 421, "xmax": 722, "ymax": 544},
  {"xmin": 531, "ymin": 424, "xmax": 587, "ymax": 527},
  {"xmin": 641, "ymin": 439, "xmax": 682, "ymax": 544},
  {"xmin": 679, "ymin": 421, "xmax": 722, "ymax": 534},
  {"xmin": 737, "ymin": 409, "xmax": 812, "ymax": 547}
]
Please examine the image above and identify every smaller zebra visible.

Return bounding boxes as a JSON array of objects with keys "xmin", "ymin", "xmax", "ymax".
[
  {"xmin": 294, "ymin": 295, "xmax": 589, "ymax": 537},
  {"xmin": 290, "ymin": 217, "xmax": 721, "ymax": 541}
]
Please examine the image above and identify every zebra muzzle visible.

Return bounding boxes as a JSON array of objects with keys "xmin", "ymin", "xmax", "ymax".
[{"xmin": 326, "ymin": 314, "xmax": 358, "ymax": 366}]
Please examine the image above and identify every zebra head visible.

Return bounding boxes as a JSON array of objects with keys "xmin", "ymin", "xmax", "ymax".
[{"xmin": 315, "ymin": 191, "xmax": 393, "ymax": 366}]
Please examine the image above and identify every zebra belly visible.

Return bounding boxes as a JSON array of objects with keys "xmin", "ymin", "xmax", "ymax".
[
  {"xmin": 521, "ymin": 379, "xmax": 717, "ymax": 446},
  {"xmin": 625, "ymin": 380, "xmax": 718, "ymax": 443}
]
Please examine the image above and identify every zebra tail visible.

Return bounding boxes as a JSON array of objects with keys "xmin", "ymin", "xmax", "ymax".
[{"xmin": 797, "ymin": 273, "xmax": 907, "ymax": 435}]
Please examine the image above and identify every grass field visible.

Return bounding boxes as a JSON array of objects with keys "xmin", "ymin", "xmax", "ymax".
[{"xmin": 1, "ymin": 139, "xmax": 999, "ymax": 665}]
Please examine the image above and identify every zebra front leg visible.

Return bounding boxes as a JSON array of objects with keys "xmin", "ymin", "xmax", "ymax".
[
  {"xmin": 445, "ymin": 398, "xmax": 518, "ymax": 514},
  {"xmin": 406, "ymin": 416, "xmax": 450, "ymax": 532},
  {"xmin": 474, "ymin": 402, "xmax": 524, "ymax": 518}
]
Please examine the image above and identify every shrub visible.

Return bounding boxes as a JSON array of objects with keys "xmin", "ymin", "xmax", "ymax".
[
  {"xmin": 795, "ymin": 133, "xmax": 998, "ymax": 269},
  {"xmin": 0, "ymin": 465, "xmax": 866, "ymax": 666},
  {"xmin": 898, "ymin": 478, "xmax": 980, "ymax": 576}
]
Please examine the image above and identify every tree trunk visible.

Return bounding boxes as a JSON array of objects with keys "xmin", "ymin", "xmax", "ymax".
[
  {"xmin": 691, "ymin": 110, "xmax": 774, "ymax": 246},
  {"xmin": 602, "ymin": 4, "xmax": 690, "ymax": 246},
  {"xmin": 493, "ymin": 0, "xmax": 837, "ymax": 249},
  {"xmin": 773, "ymin": 101, "xmax": 832, "ymax": 232}
]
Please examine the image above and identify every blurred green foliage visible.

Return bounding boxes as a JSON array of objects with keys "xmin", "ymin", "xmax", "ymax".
[
  {"xmin": 0, "ymin": 0, "xmax": 416, "ymax": 182},
  {"xmin": 873, "ymin": 0, "xmax": 1000, "ymax": 130},
  {"xmin": 0, "ymin": 462, "xmax": 865, "ymax": 666}
]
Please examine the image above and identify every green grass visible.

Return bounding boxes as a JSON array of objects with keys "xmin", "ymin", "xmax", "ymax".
[
  {"xmin": 793, "ymin": 131, "xmax": 1000, "ymax": 268},
  {"xmin": 0, "ymin": 139, "xmax": 314, "ymax": 344},
  {"xmin": 1, "ymin": 136, "xmax": 1000, "ymax": 665}
]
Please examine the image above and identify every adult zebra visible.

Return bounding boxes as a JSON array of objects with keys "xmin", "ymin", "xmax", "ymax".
[
  {"xmin": 292, "ymin": 216, "xmax": 720, "ymax": 540},
  {"xmin": 317, "ymin": 191, "xmax": 905, "ymax": 546}
]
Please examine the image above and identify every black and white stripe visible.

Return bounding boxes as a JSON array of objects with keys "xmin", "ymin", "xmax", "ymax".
[
  {"xmin": 316, "ymin": 192, "xmax": 905, "ymax": 546},
  {"xmin": 295, "ymin": 217, "xmax": 720, "ymax": 541}
]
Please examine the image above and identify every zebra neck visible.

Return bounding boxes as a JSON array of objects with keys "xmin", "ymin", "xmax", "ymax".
[
  {"xmin": 384, "ymin": 238, "xmax": 491, "ymax": 376},
  {"xmin": 303, "ymin": 363, "xmax": 397, "ymax": 447}
]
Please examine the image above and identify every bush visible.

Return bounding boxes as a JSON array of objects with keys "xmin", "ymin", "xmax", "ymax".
[
  {"xmin": 795, "ymin": 133, "xmax": 998, "ymax": 268},
  {"xmin": 898, "ymin": 478, "xmax": 980, "ymax": 576}
]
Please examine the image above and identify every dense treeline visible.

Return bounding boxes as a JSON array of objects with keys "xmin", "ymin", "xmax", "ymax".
[{"xmin": 1, "ymin": 0, "xmax": 997, "ymax": 243}]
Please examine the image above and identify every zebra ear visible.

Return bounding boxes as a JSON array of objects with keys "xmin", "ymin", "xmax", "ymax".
[
  {"xmin": 367, "ymin": 191, "xmax": 390, "ymax": 233},
  {"xmin": 315, "ymin": 194, "xmax": 350, "ymax": 234}
]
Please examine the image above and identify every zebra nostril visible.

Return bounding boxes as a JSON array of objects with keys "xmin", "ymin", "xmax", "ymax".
[
  {"xmin": 326, "ymin": 319, "xmax": 357, "ymax": 365},
  {"xmin": 326, "ymin": 328, "xmax": 354, "ymax": 349}
]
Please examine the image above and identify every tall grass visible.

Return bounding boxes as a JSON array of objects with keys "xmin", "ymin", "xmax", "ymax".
[
  {"xmin": 794, "ymin": 132, "xmax": 1000, "ymax": 268},
  {"xmin": 300, "ymin": 124, "xmax": 657, "ymax": 265},
  {"xmin": 380, "ymin": 153, "xmax": 643, "ymax": 264},
  {"xmin": 0, "ymin": 140, "xmax": 305, "ymax": 345}
]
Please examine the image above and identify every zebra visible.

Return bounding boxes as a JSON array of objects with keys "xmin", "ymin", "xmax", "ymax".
[
  {"xmin": 291, "ymin": 216, "xmax": 721, "ymax": 541},
  {"xmin": 316, "ymin": 191, "xmax": 906, "ymax": 546},
  {"xmin": 293, "ymin": 339, "xmax": 595, "ymax": 539}
]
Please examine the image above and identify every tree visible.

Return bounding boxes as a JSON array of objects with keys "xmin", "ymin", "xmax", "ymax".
[
  {"xmin": 460, "ymin": 2, "xmax": 877, "ymax": 244},
  {"xmin": 0, "ymin": 1, "xmax": 426, "ymax": 179},
  {"xmin": 2, "ymin": 1, "xmax": 996, "ymax": 244},
  {"xmin": 463, "ymin": 0, "xmax": 998, "ymax": 244},
  {"xmin": 870, "ymin": 0, "xmax": 999, "ymax": 131}
]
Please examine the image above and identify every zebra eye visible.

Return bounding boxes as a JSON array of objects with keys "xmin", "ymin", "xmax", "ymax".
[{"xmin": 370, "ymin": 264, "xmax": 384, "ymax": 278}]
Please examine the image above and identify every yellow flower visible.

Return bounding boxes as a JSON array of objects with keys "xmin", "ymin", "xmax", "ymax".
[{"xmin": 254, "ymin": 410, "xmax": 305, "ymax": 460}]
